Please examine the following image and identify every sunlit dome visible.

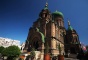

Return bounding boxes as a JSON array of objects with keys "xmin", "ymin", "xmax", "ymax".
[{"xmin": 52, "ymin": 10, "xmax": 64, "ymax": 18}]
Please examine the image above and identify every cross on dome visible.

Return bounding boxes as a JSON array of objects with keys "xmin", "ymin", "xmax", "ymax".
[{"xmin": 68, "ymin": 20, "xmax": 70, "ymax": 26}]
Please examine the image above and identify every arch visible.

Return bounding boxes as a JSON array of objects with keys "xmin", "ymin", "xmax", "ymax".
[
  {"xmin": 28, "ymin": 30, "xmax": 45, "ymax": 50},
  {"xmin": 31, "ymin": 32, "xmax": 44, "ymax": 43},
  {"xmin": 32, "ymin": 37, "xmax": 41, "ymax": 50}
]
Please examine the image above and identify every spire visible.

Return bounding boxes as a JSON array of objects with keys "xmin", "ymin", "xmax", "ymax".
[
  {"xmin": 56, "ymin": 10, "xmax": 58, "ymax": 12},
  {"xmin": 68, "ymin": 20, "xmax": 70, "ymax": 26},
  {"xmin": 44, "ymin": 2, "xmax": 48, "ymax": 10},
  {"xmin": 46, "ymin": 0, "xmax": 48, "ymax": 6},
  {"xmin": 45, "ymin": 2, "xmax": 48, "ymax": 7},
  {"xmin": 67, "ymin": 20, "xmax": 73, "ymax": 31}
]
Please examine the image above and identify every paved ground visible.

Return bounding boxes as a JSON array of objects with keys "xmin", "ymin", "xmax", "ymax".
[{"xmin": 65, "ymin": 58, "xmax": 79, "ymax": 60}]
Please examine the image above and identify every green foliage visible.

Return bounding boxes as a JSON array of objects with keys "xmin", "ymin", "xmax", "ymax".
[
  {"xmin": 58, "ymin": 44, "xmax": 62, "ymax": 55},
  {"xmin": 30, "ymin": 48, "xmax": 35, "ymax": 57},
  {"xmin": 2, "ymin": 47, "xmax": 8, "ymax": 56},
  {"xmin": 45, "ymin": 43, "xmax": 49, "ymax": 54},
  {"xmin": 2, "ymin": 45, "xmax": 21, "ymax": 60},
  {"xmin": 0, "ymin": 46, "xmax": 5, "ymax": 53},
  {"xmin": 58, "ymin": 44, "xmax": 61, "ymax": 51}
]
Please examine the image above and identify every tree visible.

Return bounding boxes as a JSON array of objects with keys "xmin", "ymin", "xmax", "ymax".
[
  {"xmin": 44, "ymin": 43, "xmax": 50, "ymax": 60},
  {"xmin": 0, "ymin": 46, "xmax": 5, "ymax": 54},
  {"xmin": 0, "ymin": 46, "xmax": 5, "ymax": 59},
  {"xmin": 58, "ymin": 44, "xmax": 64, "ymax": 60},
  {"xmin": 2, "ymin": 47, "xmax": 8, "ymax": 56},
  {"xmin": 2, "ymin": 45, "xmax": 21, "ymax": 60},
  {"xmin": 45, "ymin": 43, "xmax": 49, "ymax": 54},
  {"xmin": 30, "ymin": 48, "xmax": 35, "ymax": 60},
  {"xmin": 58, "ymin": 44, "xmax": 62, "ymax": 55},
  {"xmin": 30, "ymin": 48, "xmax": 35, "ymax": 57}
]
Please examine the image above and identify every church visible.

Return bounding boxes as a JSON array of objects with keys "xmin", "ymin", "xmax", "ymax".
[{"xmin": 24, "ymin": 3, "xmax": 81, "ymax": 58}]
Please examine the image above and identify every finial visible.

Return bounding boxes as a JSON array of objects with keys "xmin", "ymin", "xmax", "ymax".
[
  {"xmin": 67, "ymin": 18, "xmax": 70, "ymax": 25},
  {"xmin": 56, "ymin": 10, "xmax": 58, "ymax": 12},
  {"xmin": 45, "ymin": 2, "xmax": 48, "ymax": 7},
  {"xmin": 44, "ymin": 1, "xmax": 48, "ymax": 10},
  {"xmin": 68, "ymin": 20, "xmax": 70, "ymax": 26},
  {"xmin": 45, "ymin": 0, "xmax": 48, "ymax": 6}
]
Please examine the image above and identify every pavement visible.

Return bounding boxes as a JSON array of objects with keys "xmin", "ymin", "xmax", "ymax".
[
  {"xmin": 64, "ymin": 58, "xmax": 79, "ymax": 60},
  {"xmin": 0, "ymin": 59, "xmax": 3, "ymax": 60}
]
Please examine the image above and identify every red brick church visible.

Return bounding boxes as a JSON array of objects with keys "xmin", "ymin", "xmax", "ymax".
[{"xmin": 24, "ymin": 3, "xmax": 81, "ymax": 58}]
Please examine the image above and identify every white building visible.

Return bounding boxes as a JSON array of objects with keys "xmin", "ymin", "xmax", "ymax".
[
  {"xmin": 0, "ymin": 37, "xmax": 21, "ymax": 48},
  {"xmin": 20, "ymin": 42, "xmax": 25, "ymax": 52}
]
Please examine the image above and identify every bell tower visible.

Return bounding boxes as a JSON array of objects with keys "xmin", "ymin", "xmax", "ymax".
[
  {"xmin": 38, "ymin": 2, "xmax": 51, "ymax": 36},
  {"xmin": 65, "ymin": 21, "xmax": 81, "ymax": 56},
  {"xmin": 39, "ymin": 2, "xmax": 51, "ymax": 20}
]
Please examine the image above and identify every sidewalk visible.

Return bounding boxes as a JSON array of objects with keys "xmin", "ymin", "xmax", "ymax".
[{"xmin": 64, "ymin": 58, "xmax": 79, "ymax": 60}]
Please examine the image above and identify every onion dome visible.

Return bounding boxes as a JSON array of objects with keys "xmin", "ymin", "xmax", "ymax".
[{"xmin": 52, "ymin": 10, "xmax": 64, "ymax": 18}]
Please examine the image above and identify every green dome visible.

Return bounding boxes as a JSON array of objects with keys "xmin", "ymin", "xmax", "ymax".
[
  {"xmin": 68, "ymin": 25, "xmax": 73, "ymax": 31},
  {"xmin": 44, "ymin": 6, "xmax": 48, "ymax": 10},
  {"xmin": 52, "ymin": 10, "xmax": 64, "ymax": 17}
]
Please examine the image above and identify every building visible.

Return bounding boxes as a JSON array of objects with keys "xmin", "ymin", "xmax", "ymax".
[
  {"xmin": 0, "ymin": 37, "xmax": 21, "ymax": 48},
  {"xmin": 24, "ymin": 3, "xmax": 81, "ymax": 58},
  {"xmin": 21, "ymin": 42, "xmax": 25, "ymax": 52},
  {"xmin": 64, "ymin": 21, "xmax": 81, "ymax": 57}
]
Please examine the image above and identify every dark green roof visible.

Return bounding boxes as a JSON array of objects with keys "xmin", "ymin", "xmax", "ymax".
[
  {"xmin": 39, "ymin": 32, "xmax": 45, "ymax": 43},
  {"xmin": 52, "ymin": 10, "xmax": 64, "ymax": 17},
  {"xmin": 44, "ymin": 6, "xmax": 48, "ymax": 10},
  {"xmin": 36, "ymin": 28, "xmax": 45, "ymax": 43},
  {"xmin": 68, "ymin": 25, "xmax": 73, "ymax": 31}
]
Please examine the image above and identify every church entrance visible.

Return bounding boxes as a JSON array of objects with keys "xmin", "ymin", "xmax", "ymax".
[
  {"xmin": 33, "ymin": 41, "xmax": 39, "ymax": 50},
  {"xmin": 32, "ymin": 37, "xmax": 42, "ymax": 51}
]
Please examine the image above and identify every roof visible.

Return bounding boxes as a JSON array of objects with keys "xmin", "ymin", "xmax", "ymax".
[
  {"xmin": 52, "ymin": 10, "xmax": 64, "ymax": 17},
  {"xmin": 44, "ymin": 6, "xmax": 48, "ymax": 10},
  {"xmin": 36, "ymin": 28, "xmax": 45, "ymax": 43},
  {"xmin": 68, "ymin": 25, "xmax": 73, "ymax": 31},
  {"xmin": 39, "ymin": 32, "xmax": 45, "ymax": 43}
]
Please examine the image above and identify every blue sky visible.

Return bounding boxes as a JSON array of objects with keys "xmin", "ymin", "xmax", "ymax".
[{"xmin": 0, "ymin": 0, "xmax": 88, "ymax": 45}]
